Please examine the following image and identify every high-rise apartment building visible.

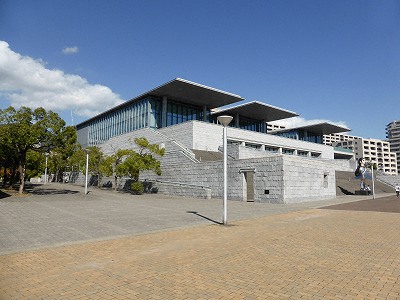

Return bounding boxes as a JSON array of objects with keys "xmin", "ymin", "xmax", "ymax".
[
  {"xmin": 323, "ymin": 133, "xmax": 358, "ymax": 146},
  {"xmin": 334, "ymin": 136, "xmax": 397, "ymax": 175},
  {"xmin": 266, "ymin": 123, "xmax": 286, "ymax": 132},
  {"xmin": 386, "ymin": 120, "xmax": 400, "ymax": 174}
]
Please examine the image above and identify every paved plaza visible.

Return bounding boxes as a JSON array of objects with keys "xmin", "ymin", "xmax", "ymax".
[{"xmin": 1, "ymin": 183, "xmax": 400, "ymax": 299}]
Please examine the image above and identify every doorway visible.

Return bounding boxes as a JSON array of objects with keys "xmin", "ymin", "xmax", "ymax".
[{"xmin": 244, "ymin": 171, "xmax": 254, "ymax": 202}]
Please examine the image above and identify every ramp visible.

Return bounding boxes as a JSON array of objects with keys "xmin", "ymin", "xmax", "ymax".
[{"xmin": 336, "ymin": 171, "xmax": 393, "ymax": 195}]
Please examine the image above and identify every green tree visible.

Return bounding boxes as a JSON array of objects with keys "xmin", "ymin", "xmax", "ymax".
[
  {"xmin": 48, "ymin": 126, "xmax": 78, "ymax": 182},
  {"xmin": 68, "ymin": 144, "xmax": 86, "ymax": 174},
  {"xmin": 0, "ymin": 129, "xmax": 18, "ymax": 186},
  {"xmin": 86, "ymin": 146, "xmax": 106, "ymax": 187},
  {"xmin": 117, "ymin": 137, "xmax": 164, "ymax": 189},
  {"xmin": 0, "ymin": 106, "xmax": 71, "ymax": 193},
  {"xmin": 25, "ymin": 150, "xmax": 44, "ymax": 180},
  {"xmin": 102, "ymin": 149, "xmax": 133, "ymax": 190}
]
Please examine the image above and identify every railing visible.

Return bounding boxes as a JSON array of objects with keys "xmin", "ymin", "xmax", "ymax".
[
  {"xmin": 334, "ymin": 147, "xmax": 353, "ymax": 153},
  {"xmin": 150, "ymin": 129, "xmax": 200, "ymax": 163}
]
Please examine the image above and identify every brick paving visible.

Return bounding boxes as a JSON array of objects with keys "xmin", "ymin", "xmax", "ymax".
[{"xmin": 1, "ymin": 184, "xmax": 400, "ymax": 299}]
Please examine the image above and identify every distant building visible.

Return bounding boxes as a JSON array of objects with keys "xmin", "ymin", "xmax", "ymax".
[
  {"xmin": 323, "ymin": 133, "xmax": 358, "ymax": 146},
  {"xmin": 334, "ymin": 135, "xmax": 397, "ymax": 175},
  {"xmin": 267, "ymin": 123, "xmax": 286, "ymax": 132},
  {"xmin": 269, "ymin": 123, "xmax": 354, "ymax": 160},
  {"xmin": 386, "ymin": 121, "xmax": 400, "ymax": 174}
]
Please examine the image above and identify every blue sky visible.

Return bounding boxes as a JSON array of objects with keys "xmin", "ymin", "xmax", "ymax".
[{"xmin": 1, "ymin": 0, "xmax": 399, "ymax": 139}]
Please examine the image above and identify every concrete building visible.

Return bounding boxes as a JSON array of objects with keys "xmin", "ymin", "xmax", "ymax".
[
  {"xmin": 267, "ymin": 123, "xmax": 286, "ymax": 132},
  {"xmin": 334, "ymin": 136, "xmax": 397, "ymax": 175},
  {"xmin": 76, "ymin": 78, "xmax": 354, "ymax": 203},
  {"xmin": 323, "ymin": 133, "xmax": 358, "ymax": 146},
  {"xmin": 269, "ymin": 123, "xmax": 354, "ymax": 160},
  {"xmin": 386, "ymin": 121, "xmax": 400, "ymax": 174}
]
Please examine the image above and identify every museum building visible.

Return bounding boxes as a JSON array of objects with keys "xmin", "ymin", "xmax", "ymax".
[{"xmin": 76, "ymin": 78, "xmax": 353, "ymax": 203}]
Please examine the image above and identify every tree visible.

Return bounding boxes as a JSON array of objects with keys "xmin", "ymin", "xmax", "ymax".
[
  {"xmin": 48, "ymin": 126, "xmax": 78, "ymax": 182},
  {"xmin": 25, "ymin": 150, "xmax": 44, "ymax": 180},
  {"xmin": 86, "ymin": 146, "xmax": 106, "ymax": 187},
  {"xmin": 117, "ymin": 137, "xmax": 164, "ymax": 190},
  {"xmin": 0, "ymin": 106, "xmax": 71, "ymax": 194},
  {"xmin": 102, "ymin": 149, "xmax": 133, "ymax": 190},
  {"xmin": 67, "ymin": 145, "xmax": 87, "ymax": 181},
  {"xmin": 0, "ymin": 129, "xmax": 18, "ymax": 186}
]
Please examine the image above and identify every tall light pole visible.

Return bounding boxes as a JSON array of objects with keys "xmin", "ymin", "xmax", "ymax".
[
  {"xmin": 44, "ymin": 153, "xmax": 49, "ymax": 184},
  {"xmin": 84, "ymin": 149, "xmax": 90, "ymax": 195},
  {"xmin": 371, "ymin": 163, "xmax": 375, "ymax": 199},
  {"xmin": 217, "ymin": 115, "xmax": 233, "ymax": 225}
]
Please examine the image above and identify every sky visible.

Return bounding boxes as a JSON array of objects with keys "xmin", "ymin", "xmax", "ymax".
[{"xmin": 1, "ymin": 0, "xmax": 399, "ymax": 140}]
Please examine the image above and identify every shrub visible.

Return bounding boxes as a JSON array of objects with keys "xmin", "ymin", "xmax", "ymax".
[{"xmin": 130, "ymin": 181, "xmax": 144, "ymax": 194}]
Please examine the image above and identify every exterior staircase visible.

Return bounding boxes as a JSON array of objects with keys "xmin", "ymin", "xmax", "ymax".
[{"xmin": 336, "ymin": 171, "xmax": 393, "ymax": 195}]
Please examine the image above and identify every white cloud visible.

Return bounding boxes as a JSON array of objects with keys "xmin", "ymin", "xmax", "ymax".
[
  {"xmin": 62, "ymin": 46, "xmax": 79, "ymax": 54},
  {"xmin": 0, "ymin": 41, "xmax": 124, "ymax": 118},
  {"xmin": 269, "ymin": 117, "xmax": 350, "ymax": 131}
]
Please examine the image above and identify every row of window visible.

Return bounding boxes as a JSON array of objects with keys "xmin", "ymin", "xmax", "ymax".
[
  {"xmin": 87, "ymin": 97, "xmax": 207, "ymax": 146},
  {"xmin": 228, "ymin": 140, "xmax": 321, "ymax": 157},
  {"xmin": 87, "ymin": 95, "xmax": 274, "ymax": 146},
  {"xmin": 88, "ymin": 99, "xmax": 149, "ymax": 145},
  {"xmin": 275, "ymin": 130, "xmax": 323, "ymax": 144},
  {"xmin": 166, "ymin": 102, "xmax": 204, "ymax": 126}
]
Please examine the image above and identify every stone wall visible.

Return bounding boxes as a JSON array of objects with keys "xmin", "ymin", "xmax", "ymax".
[
  {"xmin": 282, "ymin": 156, "xmax": 336, "ymax": 203},
  {"xmin": 70, "ymin": 120, "xmax": 353, "ymax": 204},
  {"xmin": 155, "ymin": 180, "xmax": 212, "ymax": 199},
  {"xmin": 142, "ymin": 154, "xmax": 338, "ymax": 204}
]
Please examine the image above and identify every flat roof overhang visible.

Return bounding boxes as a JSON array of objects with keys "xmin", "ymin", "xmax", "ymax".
[
  {"xmin": 77, "ymin": 78, "xmax": 244, "ymax": 128},
  {"xmin": 273, "ymin": 122, "xmax": 351, "ymax": 135},
  {"xmin": 211, "ymin": 101, "xmax": 298, "ymax": 122},
  {"xmin": 147, "ymin": 78, "xmax": 244, "ymax": 108}
]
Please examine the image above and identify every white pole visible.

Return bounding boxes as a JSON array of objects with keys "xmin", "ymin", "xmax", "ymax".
[
  {"xmin": 222, "ymin": 125, "xmax": 228, "ymax": 225},
  {"xmin": 217, "ymin": 115, "xmax": 233, "ymax": 226},
  {"xmin": 44, "ymin": 155, "xmax": 48, "ymax": 184},
  {"xmin": 85, "ymin": 152, "xmax": 89, "ymax": 195},
  {"xmin": 371, "ymin": 164, "xmax": 375, "ymax": 199}
]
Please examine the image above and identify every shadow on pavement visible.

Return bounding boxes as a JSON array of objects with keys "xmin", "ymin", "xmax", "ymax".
[
  {"xmin": 321, "ymin": 195, "xmax": 400, "ymax": 213},
  {"xmin": 337, "ymin": 186, "xmax": 355, "ymax": 195},
  {"xmin": 29, "ymin": 189, "xmax": 80, "ymax": 195},
  {"xmin": 0, "ymin": 183, "xmax": 80, "ymax": 199},
  {"xmin": 0, "ymin": 190, "xmax": 11, "ymax": 199},
  {"xmin": 23, "ymin": 183, "xmax": 80, "ymax": 196},
  {"xmin": 187, "ymin": 211, "xmax": 222, "ymax": 225}
]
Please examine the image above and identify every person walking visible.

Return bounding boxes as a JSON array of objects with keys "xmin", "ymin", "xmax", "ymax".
[{"xmin": 396, "ymin": 184, "xmax": 400, "ymax": 198}]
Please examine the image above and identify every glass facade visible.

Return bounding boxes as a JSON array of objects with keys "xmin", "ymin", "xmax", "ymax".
[
  {"xmin": 86, "ymin": 97, "xmax": 209, "ymax": 146},
  {"xmin": 88, "ymin": 98, "xmax": 151, "ymax": 146},
  {"xmin": 236, "ymin": 117, "xmax": 264, "ymax": 132},
  {"xmin": 275, "ymin": 130, "xmax": 323, "ymax": 144},
  {"xmin": 149, "ymin": 97, "xmax": 162, "ymax": 129},
  {"xmin": 210, "ymin": 116, "xmax": 264, "ymax": 133},
  {"xmin": 166, "ymin": 101, "xmax": 205, "ymax": 126}
]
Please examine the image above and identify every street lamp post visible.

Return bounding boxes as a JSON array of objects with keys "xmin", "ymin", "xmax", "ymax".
[
  {"xmin": 371, "ymin": 163, "xmax": 375, "ymax": 199},
  {"xmin": 217, "ymin": 115, "xmax": 233, "ymax": 225},
  {"xmin": 44, "ymin": 153, "xmax": 49, "ymax": 184},
  {"xmin": 84, "ymin": 149, "xmax": 90, "ymax": 195}
]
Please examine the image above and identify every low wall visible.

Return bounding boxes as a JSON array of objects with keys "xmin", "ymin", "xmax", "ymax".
[{"xmin": 155, "ymin": 180, "xmax": 211, "ymax": 199}]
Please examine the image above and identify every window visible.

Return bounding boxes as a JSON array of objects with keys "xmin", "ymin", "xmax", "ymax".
[
  {"xmin": 167, "ymin": 101, "xmax": 203, "ymax": 126},
  {"xmin": 298, "ymin": 150, "xmax": 309, "ymax": 157},
  {"xmin": 87, "ymin": 98, "xmax": 153, "ymax": 146},
  {"xmin": 282, "ymin": 148, "xmax": 294, "ymax": 155},
  {"xmin": 265, "ymin": 146, "xmax": 278, "ymax": 153}
]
